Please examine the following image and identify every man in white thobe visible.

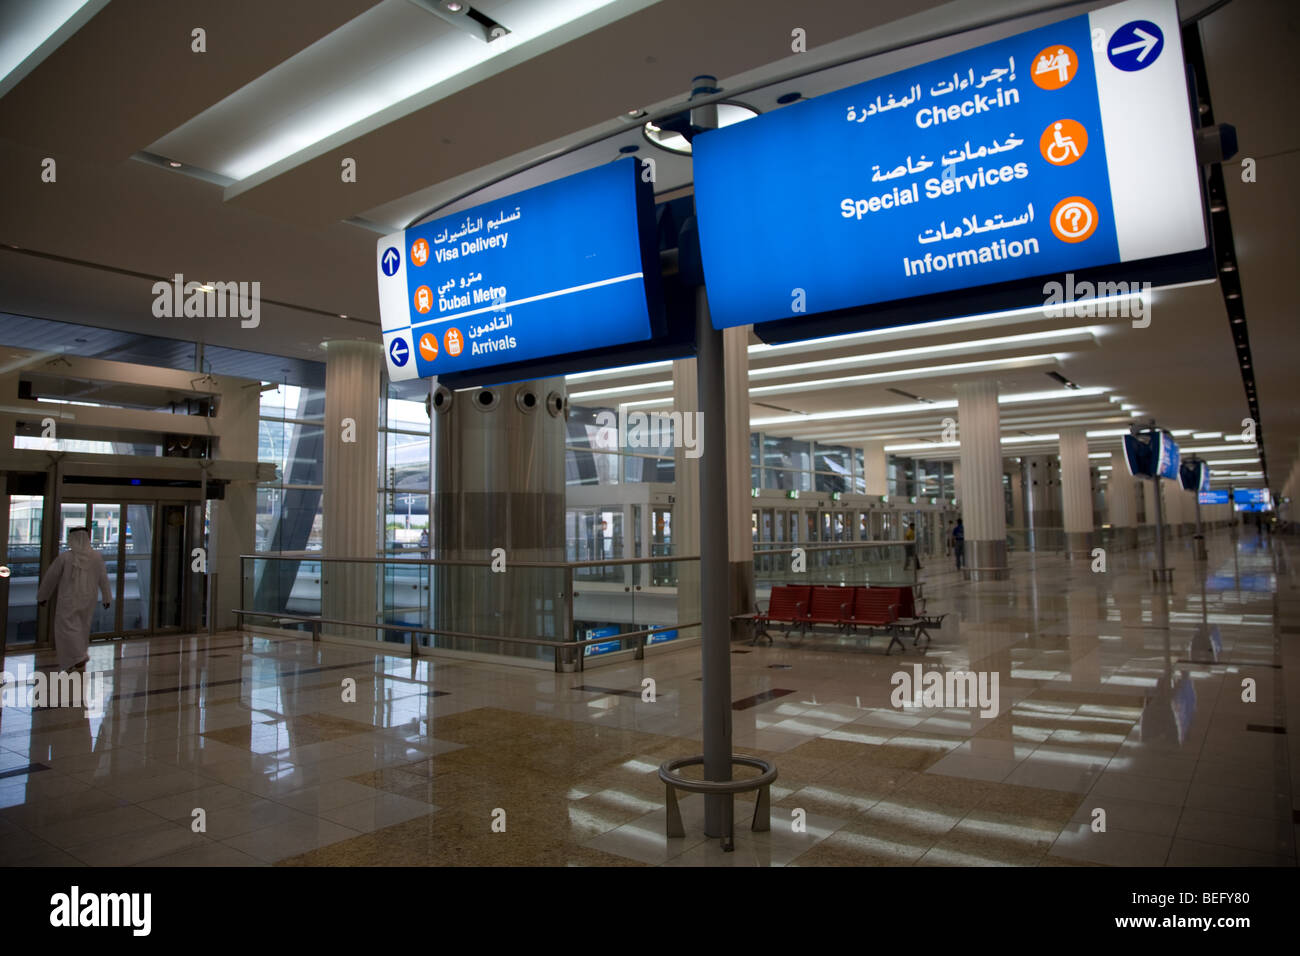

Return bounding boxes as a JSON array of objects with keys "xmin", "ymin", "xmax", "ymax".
[{"xmin": 37, "ymin": 527, "xmax": 112, "ymax": 671}]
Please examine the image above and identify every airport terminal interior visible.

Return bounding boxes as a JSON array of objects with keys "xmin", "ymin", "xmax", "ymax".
[{"xmin": 0, "ymin": 0, "xmax": 1298, "ymax": 871}]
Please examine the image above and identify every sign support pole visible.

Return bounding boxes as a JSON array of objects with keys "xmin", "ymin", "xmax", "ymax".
[
  {"xmin": 1152, "ymin": 476, "xmax": 1171, "ymax": 584},
  {"xmin": 695, "ymin": 287, "xmax": 733, "ymax": 839}
]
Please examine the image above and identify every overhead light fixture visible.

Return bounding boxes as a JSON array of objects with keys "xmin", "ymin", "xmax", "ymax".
[
  {"xmin": 567, "ymin": 360, "xmax": 672, "ymax": 382},
  {"xmin": 569, "ymin": 379, "xmax": 673, "ymax": 400},
  {"xmin": 0, "ymin": 0, "xmax": 106, "ymax": 100},
  {"xmin": 752, "ymin": 386, "xmax": 1105, "ymax": 428},
  {"xmin": 168, "ymin": 160, "xmax": 183, "ymax": 168},
  {"xmin": 747, "ymin": 327, "xmax": 1098, "ymax": 380},
  {"xmin": 408, "ymin": 0, "xmax": 511, "ymax": 42},
  {"xmin": 749, "ymin": 354, "xmax": 1064, "ymax": 396},
  {"xmin": 1046, "ymin": 370, "xmax": 1079, "ymax": 389}
]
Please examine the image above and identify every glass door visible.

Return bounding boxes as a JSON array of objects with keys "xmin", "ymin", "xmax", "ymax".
[
  {"xmin": 122, "ymin": 503, "xmax": 154, "ymax": 632},
  {"xmin": 651, "ymin": 507, "xmax": 672, "ymax": 585},
  {"xmin": 155, "ymin": 503, "xmax": 187, "ymax": 631},
  {"xmin": 4, "ymin": 494, "xmax": 44, "ymax": 647},
  {"xmin": 88, "ymin": 504, "xmax": 120, "ymax": 635}
]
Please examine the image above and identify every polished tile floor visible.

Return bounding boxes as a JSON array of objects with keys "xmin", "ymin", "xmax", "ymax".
[{"xmin": 1, "ymin": 528, "xmax": 1295, "ymax": 866}]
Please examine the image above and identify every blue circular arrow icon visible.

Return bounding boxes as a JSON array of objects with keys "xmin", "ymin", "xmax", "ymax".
[
  {"xmin": 381, "ymin": 246, "xmax": 401, "ymax": 276},
  {"xmin": 389, "ymin": 337, "xmax": 410, "ymax": 366},
  {"xmin": 1107, "ymin": 20, "xmax": 1164, "ymax": 72}
]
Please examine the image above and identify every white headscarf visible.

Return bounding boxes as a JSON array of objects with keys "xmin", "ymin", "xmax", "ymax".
[{"xmin": 67, "ymin": 527, "xmax": 93, "ymax": 572}]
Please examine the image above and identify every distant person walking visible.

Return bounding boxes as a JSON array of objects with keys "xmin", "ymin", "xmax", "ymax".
[
  {"xmin": 419, "ymin": 528, "xmax": 430, "ymax": 559},
  {"xmin": 36, "ymin": 527, "xmax": 112, "ymax": 671},
  {"xmin": 952, "ymin": 519, "xmax": 966, "ymax": 571}
]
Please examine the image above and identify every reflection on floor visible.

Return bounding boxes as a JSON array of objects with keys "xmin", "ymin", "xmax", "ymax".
[{"xmin": 1, "ymin": 529, "xmax": 1296, "ymax": 867}]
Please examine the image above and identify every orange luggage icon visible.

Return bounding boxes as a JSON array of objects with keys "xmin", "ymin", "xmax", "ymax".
[{"xmin": 444, "ymin": 327, "xmax": 464, "ymax": 357}]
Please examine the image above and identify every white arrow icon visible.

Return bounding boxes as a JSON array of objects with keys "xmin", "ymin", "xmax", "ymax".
[
  {"xmin": 383, "ymin": 248, "xmax": 399, "ymax": 271},
  {"xmin": 1113, "ymin": 27, "xmax": 1158, "ymax": 62}
]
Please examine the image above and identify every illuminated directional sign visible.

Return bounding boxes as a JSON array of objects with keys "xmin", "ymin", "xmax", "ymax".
[
  {"xmin": 1232, "ymin": 488, "xmax": 1270, "ymax": 513},
  {"xmin": 377, "ymin": 159, "xmax": 661, "ymax": 381},
  {"xmin": 692, "ymin": 0, "xmax": 1206, "ymax": 332}
]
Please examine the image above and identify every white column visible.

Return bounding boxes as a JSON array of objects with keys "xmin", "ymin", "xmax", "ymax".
[
  {"xmin": 956, "ymin": 380, "xmax": 1007, "ymax": 579},
  {"xmin": 862, "ymin": 441, "xmax": 888, "ymax": 496},
  {"xmin": 322, "ymin": 340, "xmax": 381, "ymax": 640},
  {"xmin": 1060, "ymin": 427, "xmax": 1094, "ymax": 557},
  {"xmin": 213, "ymin": 374, "xmax": 259, "ymax": 630},
  {"xmin": 1108, "ymin": 449, "xmax": 1137, "ymax": 549}
]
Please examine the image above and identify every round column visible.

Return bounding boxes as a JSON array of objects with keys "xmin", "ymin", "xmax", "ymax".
[
  {"xmin": 323, "ymin": 340, "xmax": 382, "ymax": 641},
  {"xmin": 1108, "ymin": 449, "xmax": 1138, "ymax": 550},
  {"xmin": 1022, "ymin": 454, "xmax": 1062, "ymax": 552},
  {"xmin": 1060, "ymin": 428, "xmax": 1094, "ymax": 558},
  {"xmin": 956, "ymin": 380, "xmax": 1007, "ymax": 580},
  {"xmin": 432, "ymin": 377, "xmax": 567, "ymax": 664}
]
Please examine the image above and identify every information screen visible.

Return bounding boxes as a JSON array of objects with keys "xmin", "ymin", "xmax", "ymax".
[
  {"xmin": 1198, "ymin": 490, "xmax": 1228, "ymax": 505},
  {"xmin": 376, "ymin": 159, "xmax": 659, "ymax": 381},
  {"xmin": 692, "ymin": 0, "xmax": 1205, "ymax": 330}
]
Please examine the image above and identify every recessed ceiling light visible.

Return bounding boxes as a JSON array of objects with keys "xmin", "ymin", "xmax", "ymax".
[
  {"xmin": 443, "ymin": 1, "xmax": 464, "ymax": 12},
  {"xmin": 168, "ymin": 160, "xmax": 182, "ymax": 168},
  {"xmin": 339, "ymin": 314, "xmax": 348, "ymax": 319}
]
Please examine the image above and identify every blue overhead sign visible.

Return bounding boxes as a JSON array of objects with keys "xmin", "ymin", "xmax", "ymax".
[
  {"xmin": 692, "ymin": 0, "xmax": 1205, "ymax": 331},
  {"xmin": 1198, "ymin": 490, "xmax": 1228, "ymax": 505},
  {"xmin": 377, "ymin": 159, "xmax": 660, "ymax": 381},
  {"xmin": 1123, "ymin": 428, "xmax": 1178, "ymax": 479},
  {"xmin": 1180, "ymin": 459, "xmax": 1209, "ymax": 493},
  {"xmin": 1156, "ymin": 430, "xmax": 1180, "ymax": 480},
  {"xmin": 1233, "ymin": 488, "xmax": 1270, "ymax": 506}
]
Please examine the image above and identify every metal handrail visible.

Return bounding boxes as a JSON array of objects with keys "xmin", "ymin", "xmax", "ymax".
[
  {"xmin": 241, "ymin": 552, "xmax": 702, "ymax": 569},
  {"xmin": 751, "ymin": 539, "xmax": 909, "ymax": 552},
  {"xmin": 232, "ymin": 607, "xmax": 701, "ymax": 669}
]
